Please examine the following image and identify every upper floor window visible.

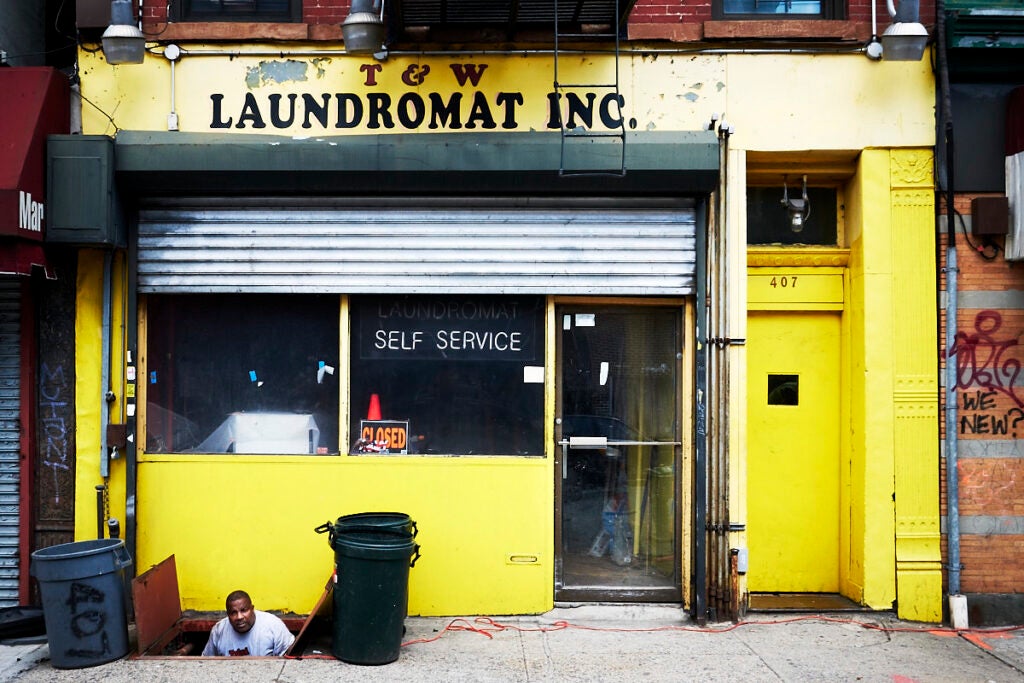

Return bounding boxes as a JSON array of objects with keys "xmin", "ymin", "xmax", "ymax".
[
  {"xmin": 715, "ymin": 0, "xmax": 843, "ymax": 19},
  {"xmin": 172, "ymin": 0, "xmax": 301, "ymax": 22}
]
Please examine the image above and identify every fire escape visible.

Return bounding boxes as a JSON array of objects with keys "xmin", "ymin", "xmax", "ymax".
[
  {"xmin": 553, "ymin": 0, "xmax": 627, "ymax": 176},
  {"xmin": 389, "ymin": 0, "xmax": 632, "ymax": 176}
]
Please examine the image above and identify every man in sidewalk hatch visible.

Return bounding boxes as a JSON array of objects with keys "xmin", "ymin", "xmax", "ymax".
[{"xmin": 202, "ymin": 589, "xmax": 295, "ymax": 656}]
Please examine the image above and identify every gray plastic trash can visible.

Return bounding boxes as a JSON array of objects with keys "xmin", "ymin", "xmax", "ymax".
[{"xmin": 31, "ymin": 539, "xmax": 133, "ymax": 669}]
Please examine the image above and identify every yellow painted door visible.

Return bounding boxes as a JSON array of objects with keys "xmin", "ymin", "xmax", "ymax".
[{"xmin": 747, "ymin": 311, "xmax": 840, "ymax": 592}]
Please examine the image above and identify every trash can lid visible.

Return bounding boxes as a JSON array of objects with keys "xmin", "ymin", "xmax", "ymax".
[
  {"xmin": 30, "ymin": 539, "xmax": 132, "ymax": 581},
  {"xmin": 31, "ymin": 539, "xmax": 125, "ymax": 561},
  {"xmin": 333, "ymin": 529, "xmax": 418, "ymax": 559}
]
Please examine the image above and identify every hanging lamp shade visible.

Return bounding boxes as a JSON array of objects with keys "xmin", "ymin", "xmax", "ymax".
[
  {"xmin": 102, "ymin": 0, "xmax": 145, "ymax": 65},
  {"xmin": 342, "ymin": 0, "xmax": 385, "ymax": 54},
  {"xmin": 880, "ymin": 21, "xmax": 928, "ymax": 61},
  {"xmin": 880, "ymin": 0, "xmax": 928, "ymax": 62}
]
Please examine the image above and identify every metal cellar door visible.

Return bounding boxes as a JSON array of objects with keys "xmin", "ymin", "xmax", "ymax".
[{"xmin": 555, "ymin": 304, "xmax": 682, "ymax": 602}]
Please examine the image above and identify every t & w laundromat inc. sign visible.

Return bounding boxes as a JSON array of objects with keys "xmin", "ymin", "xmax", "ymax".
[
  {"xmin": 80, "ymin": 48, "xmax": 730, "ymax": 137},
  {"xmin": 202, "ymin": 57, "xmax": 638, "ymax": 134}
]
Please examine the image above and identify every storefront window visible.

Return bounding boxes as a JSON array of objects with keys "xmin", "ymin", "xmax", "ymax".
[
  {"xmin": 349, "ymin": 295, "xmax": 545, "ymax": 456},
  {"xmin": 145, "ymin": 294, "xmax": 340, "ymax": 454}
]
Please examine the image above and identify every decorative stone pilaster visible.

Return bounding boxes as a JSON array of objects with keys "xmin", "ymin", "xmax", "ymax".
[{"xmin": 890, "ymin": 149, "xmax": 942, "ymax": 622}]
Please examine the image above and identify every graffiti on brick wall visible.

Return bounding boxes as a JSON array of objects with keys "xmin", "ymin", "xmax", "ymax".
[
  {"xmin": 959, "ymin": 390, "xmax": 1024, "ymax": 436},
  {"xmin": 947, "ymin": 310, "xmax": 1024, "ymax": 436}
]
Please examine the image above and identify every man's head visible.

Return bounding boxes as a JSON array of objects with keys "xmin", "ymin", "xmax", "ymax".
[{"xmin": 225, "ymin": 590, "xmax": 256, "ymax": 634}]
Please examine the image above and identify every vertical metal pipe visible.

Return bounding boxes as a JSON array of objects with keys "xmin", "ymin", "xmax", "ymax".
[
  {"xmin": 95, "ymin": 485, "xmax": 105, "ymax": 539},
  {"xmin": 945, "ymin": 247, "xmax": 960, "ymax": 595},
  {"xmin": 707, "ymin": 153, "xmax": 716, "ymax": 614},
  {"xmin": 709, "ymin": 140, "xmax": 722, "ymax": 617},
  {"xmin": 100, "ymin": 251, "xmax": 112, "ymax": 478},
  {"xmin": 693, "ymin": 198, "xmax": 709, "ymax": 625},
  {"xmin": 718, "ymin": 124, "xmax": 732, "ymax": 618},
  {"xmin": 69, "ymin": 83, "xmax": 82, "ymax": 134},
  {"xmin": 702, "ymin": 119, "xmax": 733, "ymax": 619},
  {"xmin": 935, "ymin": 0, "xmax": 962, "ymax": 598},
  {"xmin": 126, "ymin": 220, "xmax": 139, "ymax": 577},
  {"xmin": 710, "ymin": 199, "xmax": 722, "ymax": 615}
]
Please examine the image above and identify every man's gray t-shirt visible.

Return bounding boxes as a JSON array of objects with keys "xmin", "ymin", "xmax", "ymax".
[{"xmin": 201, "ymin": 610, "xmax": 295, "ymax": 656}]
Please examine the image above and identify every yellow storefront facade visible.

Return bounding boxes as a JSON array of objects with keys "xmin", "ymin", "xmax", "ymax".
[{"xmin": 63, "ymin": 44, "xmax": 941, "ymax": 622}]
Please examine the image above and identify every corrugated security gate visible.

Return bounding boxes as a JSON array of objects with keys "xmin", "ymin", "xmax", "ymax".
[
  {"xmin": 136, "ymin": 202, "xmax": 698, "ymax": 295},
  {"xmin": 0, "ymin": 281, "xmax": 20, "ymax": 605}
]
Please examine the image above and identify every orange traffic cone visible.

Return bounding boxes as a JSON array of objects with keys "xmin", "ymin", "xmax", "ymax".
[{"xmin": 367, "ymin": 393, "xmax": 382, "ymax": 420}]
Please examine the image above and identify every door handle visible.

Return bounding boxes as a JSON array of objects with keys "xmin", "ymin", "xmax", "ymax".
[{"xmin": 569, "ymin": 436, "xmax": 608, "ymax": 449}]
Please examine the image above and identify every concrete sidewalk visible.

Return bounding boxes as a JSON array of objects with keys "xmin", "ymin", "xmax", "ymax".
[{"xmin": 3, "ymin": 606, "xmax": 1024, "ymax": 682}]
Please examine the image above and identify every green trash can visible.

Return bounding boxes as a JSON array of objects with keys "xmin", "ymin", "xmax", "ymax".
[
  {"xmin": 331, "ymin": 527, "xmax": 420, "ymax": 665},
  {"xmin": 314, "ymin": 512, "xmax": 418, "ymax": 621},
  {"xmin": 334, "ymin": 512, "xmax": 417, "ymax": 539},
  {"xmin": 30, "ymin": 539, "xmax": 133, "ymax": 669},
  {"xmin": 314, "ymin": 512, "xmax": 418, "ymax": 550}
]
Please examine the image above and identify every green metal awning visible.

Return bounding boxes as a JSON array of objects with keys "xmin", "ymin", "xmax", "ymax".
[
  {"xmin": 944, "ymin": 3, "xmax": 1024, "ymax": 80},
  {"xmin": 113, "ymin": 131, "xmax": 719, "ymax": 197}
]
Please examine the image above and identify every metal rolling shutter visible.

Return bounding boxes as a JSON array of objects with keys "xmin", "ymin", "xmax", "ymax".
[
  {"xmin": 0, "ymin": 282, "xmax": 19, "ymax": 606},
  {"xmin": 137, "ymin": 202, "xmax": 698, "ymax": 295}
]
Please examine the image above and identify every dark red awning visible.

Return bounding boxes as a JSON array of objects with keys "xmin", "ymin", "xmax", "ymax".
[
  {"xmin": 0, "ymin": 240, "xmax": 53, "ymax": 279},
  {"xmin": 0, "ymin": 68, "xmax": 68, "ymax": 274}
]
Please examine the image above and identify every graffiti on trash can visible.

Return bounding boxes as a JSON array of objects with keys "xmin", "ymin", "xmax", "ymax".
[{"xmin": 64, "ymin": 581, "xmax": 111, "ymax": 658}]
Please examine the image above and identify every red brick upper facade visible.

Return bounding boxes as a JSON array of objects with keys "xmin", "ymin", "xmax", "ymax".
[{"xmin": 141, "ymin": 0, "xmax": 936, "ymax": 43}]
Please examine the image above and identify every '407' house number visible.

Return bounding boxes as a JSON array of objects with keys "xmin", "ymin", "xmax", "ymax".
[{"xmin": 769, "ymin": 276, "xmax": 798, "ymax": 288}]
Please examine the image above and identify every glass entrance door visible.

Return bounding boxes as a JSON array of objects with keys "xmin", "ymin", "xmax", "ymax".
[{"xmin": 555, "ymin": 305, "xmax": 682, "ymax": 602}]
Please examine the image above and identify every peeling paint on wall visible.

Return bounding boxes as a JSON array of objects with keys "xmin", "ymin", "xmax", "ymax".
[
  {"xmin": 311, "ymin": 58, "xmax": 329, "ymax": 79},
  {"xmin": 245, "ymin": 60, "xmax": 309, "ymax": 88}
]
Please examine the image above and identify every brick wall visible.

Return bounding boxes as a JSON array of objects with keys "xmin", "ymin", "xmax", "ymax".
[
  {"xmin": 940, "ymin": 193, "xmax": 1024, "ymax": 605},
  {"xmin": 302, "ymin": 0, "xmax": 348, "ymax": 24},
  {"xmin": 143, "ymin": 1, "xmax": 350, "ymax": 27},
  {"xmin": 140, "ymin": 0, "xmax": 934, "ymax": 41}
]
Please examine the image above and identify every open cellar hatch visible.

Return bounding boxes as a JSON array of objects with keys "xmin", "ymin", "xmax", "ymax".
[{"xmin": 132, "ymin": 556, "xmax": 335, "ymax": 659}]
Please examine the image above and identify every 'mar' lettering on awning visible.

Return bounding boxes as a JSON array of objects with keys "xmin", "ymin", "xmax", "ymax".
[{"xmin": 19, "ymin": 191, "xmax": 43, "ymax": 232}]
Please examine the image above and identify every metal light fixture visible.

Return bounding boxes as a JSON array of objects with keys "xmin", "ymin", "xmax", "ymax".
[
  {"xmin": 782, "ymin": 176, "xmax": 811, "ymax": 233},
  {"xmin": 102, "ymin": 0, "xmax": 145, "ymax": 65},
  {"xmin": 869, "ymin": 0, "xmax": 928, "ymax": 62},
  {"xmin": 342, "ymin": 0, "xmax": 386, "ymax": 55}
]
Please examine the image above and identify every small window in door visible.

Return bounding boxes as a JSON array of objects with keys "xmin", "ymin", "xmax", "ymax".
[{"xmin": 767, "ymin": 374, "xmax": 799, "ymax": 405}]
